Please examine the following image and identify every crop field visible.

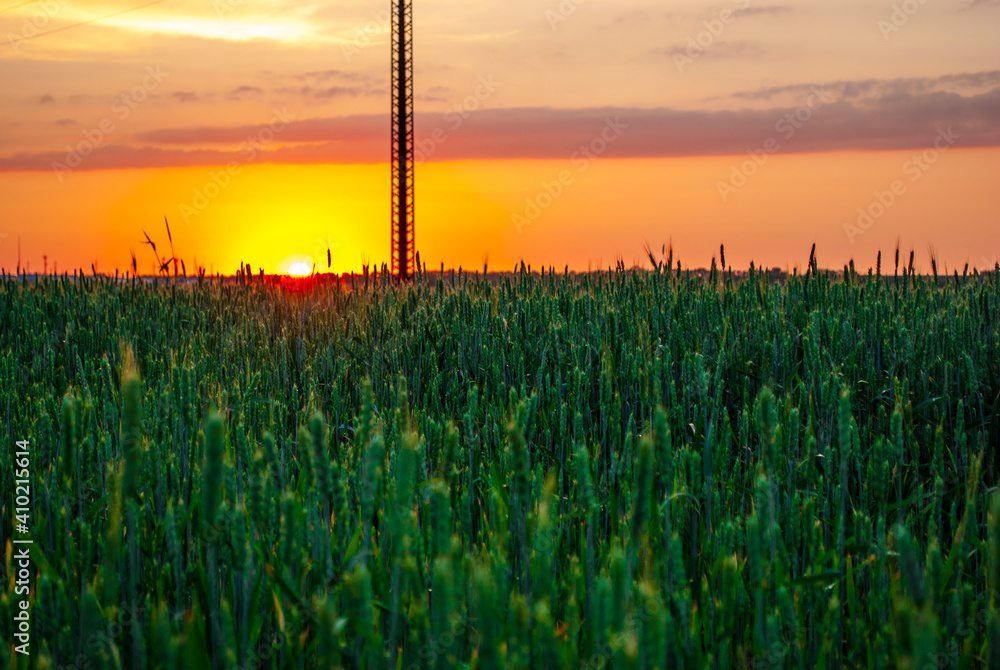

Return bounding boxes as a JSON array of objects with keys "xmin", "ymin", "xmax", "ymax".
[{"xmin": 2, "ymin": 260, "xmax": 1000, "ymax": 669}]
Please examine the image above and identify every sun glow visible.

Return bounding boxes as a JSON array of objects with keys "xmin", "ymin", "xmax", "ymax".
[
  {"xmin": 287, "ymin": 262, "xmax": 312, "ymax": 277},
  {"xmin": 106, "ymin": 18, "xmax": 314, "ymax": 42}
]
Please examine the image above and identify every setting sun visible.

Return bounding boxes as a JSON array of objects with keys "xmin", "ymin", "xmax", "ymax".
[{"xmin": 287, "ymin": 262, "xmax": 312, "ymax": 277}]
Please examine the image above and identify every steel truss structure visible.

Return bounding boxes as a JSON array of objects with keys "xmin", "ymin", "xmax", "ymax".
[{"xmin": 390, "ymin": 0, "xmax": 414, "ymax": 279}]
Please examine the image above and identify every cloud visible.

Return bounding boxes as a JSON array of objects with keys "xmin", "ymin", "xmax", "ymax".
[
  {"xmin": 417, "ymin": 85, "xmax": 450, "ymax": 103},
  {"xmin": 732, "ymin": 70, "xmax": 1000, "ymax": 103},
  {"xmin": 173, "ymin": 91, "xmax": 199, "ymax": 102},
  {"xmin": 712, "ymin": 41, "xmax": 766, "ymax": 58},
  {"xmin": 133, "ymin": 114, "xmax": 385, "ymax": 146},
  {"xmin": 732, "ymin": 5, "xmax": 792, "ymax": 17},
  {"xmin": 273, "ymin": 84, "xmax": 385, "ymax": 102},
  {"xmin": 40, "ymin": 95, "xmax": 54, "ymax": 104},
  {"xmin": 663, "ymin": 40, "xmax": 766, "ymax": 60},
  {"xmin": 229, "ymin": 85, "xmax": 263, "ymax": 98},
  {"xmin": 692, "ymin": 4, "xmax": 789, "ymax": 22},
  {"xmin": 3, "ymin": 74, "xmax": 998, "ymax": 171},
  {"xmin": 54, "ymin": 119, "xmax": 75, "ymax": 126},
  {"xmin": 296, "ymin": 69, "xmax": 372, "ymax": 83}
]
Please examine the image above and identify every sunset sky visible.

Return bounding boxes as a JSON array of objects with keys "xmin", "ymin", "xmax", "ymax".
[{"xmin": 1, "ymin": 0, "xmax": 998, "ymax": 275}]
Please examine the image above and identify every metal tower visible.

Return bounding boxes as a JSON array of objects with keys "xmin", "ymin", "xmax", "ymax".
[{"xmin": 390, "ymin": 0, "xmax": 414, "ymax": 280}]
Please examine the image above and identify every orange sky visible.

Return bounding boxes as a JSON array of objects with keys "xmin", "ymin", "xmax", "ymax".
[{"xmin": 1, "ymin": 0, "xmax": 998, "ymax": 274}]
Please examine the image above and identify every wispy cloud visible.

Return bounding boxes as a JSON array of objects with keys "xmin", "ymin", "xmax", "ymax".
[
  {"xmin": 229, "ymin": 85, "xmax": 263, "ymax": 98},
  {"xmin": 731, "ymin": 70, "xmax": 1000, "ymax": 103},
  {"xmin": 732, "ymin": 5, "xmax": 793, "ymax": 17},
  {"xmin": 296, "ymin": 69, "xmax": 372, "ymax": 83},
  {"xmin": 273, "ymin": 84, "xmax": 386, "ymax": 102},
  {"xmin": 417, "ymin": 85, "xmax": 450, "ymax": 103},
  {"xmin": 664, "ymin": 39, "xmax": 766, "ymax": 61}
]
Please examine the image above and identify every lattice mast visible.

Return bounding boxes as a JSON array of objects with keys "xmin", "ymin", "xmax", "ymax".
[{"xmin": 390, "ymin": 0, "xmax": 414, "ymax": 279}]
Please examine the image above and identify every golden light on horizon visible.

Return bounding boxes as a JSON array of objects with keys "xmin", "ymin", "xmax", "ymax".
[{"xmin": 2, "ymin": 152, "xmax": 999, "ymax": 278}]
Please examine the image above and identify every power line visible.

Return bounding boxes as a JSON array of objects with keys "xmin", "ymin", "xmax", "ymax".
[
  {"xmin": 0, "ymin": 0, "xmax": 170, "ymax": 48},
  {"xmin": 0, "ymin": 0, "xmax": 40, "ymax": 16}
]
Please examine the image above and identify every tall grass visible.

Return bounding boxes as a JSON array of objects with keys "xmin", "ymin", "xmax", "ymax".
[{"xmin": 0, "ymin": 261, "xmax": 998, "ymax": 668}]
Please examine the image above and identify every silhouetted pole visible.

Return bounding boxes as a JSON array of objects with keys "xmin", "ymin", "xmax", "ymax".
[{"xmin": 391, "ymin": 0, "xmax": 414, "ymax": 280}]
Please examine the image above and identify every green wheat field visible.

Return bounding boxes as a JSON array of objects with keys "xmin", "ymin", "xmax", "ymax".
[{"xmin": 2, "ymin": 256, "xmax": 1000, "ymax": 669}]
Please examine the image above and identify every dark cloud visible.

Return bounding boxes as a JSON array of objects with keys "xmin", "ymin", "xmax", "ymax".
[
  {"xmin": 133, "ymin": 114, "xmax": 384, "ymax": 146},
  {"xmin": 297, "ymin": 69, "xmax": 371, "ymax": 83},
  {"xmin": 3, "ymin": 75, "xmax": 998, "ymax": 171},
  {"xmin": 54, "ymin": 119, "xmax": 75, "ymax": 126},
  {"xmin": 0, "ymin": 145, "xmax": 245, "ymax": 172},
  {"xmin": 229, "ymin": 85, "xmax": 263, "ymax": 97},
  {"xmin": 610, "ymin": 10, "xmax": 683, "ymax": 25},
  {"xmin": 693, "ymin": 4, "xmax": 788, "ymax": 22},
  {"xmin": 40, "ymin": 95, "xmax": 54, "ymax": 104},
  {"xmin": 663, "ymin": 40, "xmax": 766, "ymax": 60},
  {"xmin": 173, "ymin": 91, "xmax": 199, "ymax": 102},
  {"xmin": 417, "ymin": 85, "xmax": 450, "ymax": 103},
  {"xmin": 732, "ymin": 70, "xmax": 1000, "ymax": 102},
  {"xmin": 273, "ymin": 84, "xmax": 385, "ymax": 101},
  {"xmin": 713, "ymin": 41, "xmax": 766, "ymax": 58},
  {"xmin": 732, "ymin": 5, "xmax": 792, "ymax": 17}
]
